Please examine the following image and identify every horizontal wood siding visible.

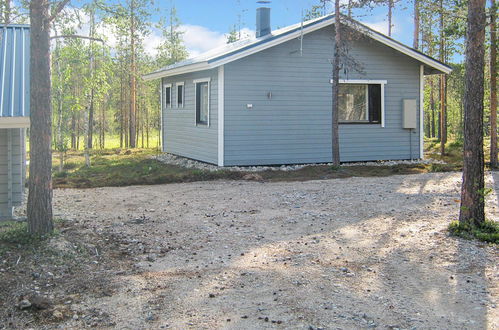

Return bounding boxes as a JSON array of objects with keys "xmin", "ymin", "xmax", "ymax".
[
  {"xmin": 224, "ymin": 25, "xmax": 422, "ymax": 165},
  {"xmin": 161, "ymin": 69, "xmax": 218, "ymax": 164},
  {"xmin": 0, "ymin": 128, "xmax": 24, "ymax": 213}
]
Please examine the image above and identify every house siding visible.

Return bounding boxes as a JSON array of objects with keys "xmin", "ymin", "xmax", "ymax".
[
  {"xmin": 223, "ymin": 25, "xmax": 422, "ymax": 165},
  {"xmin": 0, "ymin": 128, "xmax": 24, "ymax": 218},
  {"xmin": 161, "ymin": 69, "xmax": 218, "ymax": 164}
]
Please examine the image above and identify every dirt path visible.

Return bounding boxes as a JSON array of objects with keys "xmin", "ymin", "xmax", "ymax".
[{"xmin": 10, "ymin": 172, "xmax": 498, "ymax": 329}]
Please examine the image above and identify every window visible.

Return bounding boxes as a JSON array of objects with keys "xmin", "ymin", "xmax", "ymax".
[
  {"xmin": 338, "ymin": 83, "xmax": 383, "ymax": 124},
  {"xmin": 195, "ymin": 79, "xmax": 210, "ymax": 125},
  {"xmin": 164, "ymin": 84, "xmax": 172, "ymax": 109},
  {"xmin": 176, "ymin": 83, "xmax": 184, "ymax": 108}
]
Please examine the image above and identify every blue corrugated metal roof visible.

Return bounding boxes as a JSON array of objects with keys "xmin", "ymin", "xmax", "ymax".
[{"xmin": 0, "ymin": 25, "xmax": 30, "ymax": 118}]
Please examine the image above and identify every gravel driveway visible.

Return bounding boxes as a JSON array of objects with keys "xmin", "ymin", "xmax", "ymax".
[{"xmin": 53, "ymin": 172, "xmax": 499, "ymax": 329}]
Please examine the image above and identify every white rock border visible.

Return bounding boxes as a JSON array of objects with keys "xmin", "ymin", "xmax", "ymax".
[{"xmin": 153, "ymin": 153, "xmax": 447, "ymax": 173}]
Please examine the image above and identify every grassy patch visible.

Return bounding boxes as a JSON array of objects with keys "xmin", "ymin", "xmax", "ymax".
[
  {"xmin": 448, "ymin": 220, "xmax": 499, "ymax": 244},
  {"xmin": 0, "ymin": 221, "xmax": 53, "ymax": 255},
  {"xmin": 52, "ymin": 149, "xmax": 245, "ymax": 188},
  {"xmin": 46, "ymin": 138, "xmax": 473, "ymax": 189},
  {"xmin": 425, "ymin": 138, "xmax": 464, "ymax": 167}
]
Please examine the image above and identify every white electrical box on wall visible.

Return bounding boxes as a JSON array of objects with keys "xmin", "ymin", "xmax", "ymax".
[{"xmin": 403, "ymin": 99, "xmax": 417, "ymax": 129}]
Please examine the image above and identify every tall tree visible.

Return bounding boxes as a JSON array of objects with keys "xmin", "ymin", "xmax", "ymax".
[
  {"xmin": 439, "ymin": 0, "xmax": 447, "ymax": 155},
  {"xmin": 388, "ymin": 0, "xmax": 394, "ymax": 36},
  {"xmin": 459, "ymin": 0, "xmax": 486, "ymax": 227},
  {"xmin": 129, "ymin": 0, "xmax": 137, "ymax": 148},
  {"xmin": 156, "ymin": 6, "xmax": 188, "ymax": 66},
  {"xmin": 28, "ymin": 0, "xmax": 70, "ymax": 235},
  {"xmin": 332, "ymin": 0, "xmax": 341, "ymax": 166},
  {"xmin": 413, "ymin": 0, "xmax": 420, "ymax": 49},
  {"xmin": 226, "ymin": 25, "xmax": 239, "ymax": 44},
  {"xmin": 490, "ymin": 0, "xmax": 498, "ymax": 168},
  {"xmin": 3, "ymin": 0, "xmax": 10, "ymax": 23}
]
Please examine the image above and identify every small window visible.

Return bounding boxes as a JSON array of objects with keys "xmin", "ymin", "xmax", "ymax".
[
  {"xmin": 195, "ymin": 81, "xmax": 209, "ymax": 125},
  {"xmin": 164, "ymin": 84, "xmax": 172, "ymax": 109},
  {"xmin": 176, "ymin": 83, "xmax": 184, "ymax": 108},
  {"xmin": 339, "ymin": 84, "xmax": 381, "ymax": 123}
]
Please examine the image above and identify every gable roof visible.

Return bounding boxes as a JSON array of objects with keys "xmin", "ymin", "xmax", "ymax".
[
  {"xmin": 144, "ymin": 14, "xmax": 452, "ymax": 81},
  {"xmin": 0, "ymin": 24, "xmax": 30, "ymax": 118}
]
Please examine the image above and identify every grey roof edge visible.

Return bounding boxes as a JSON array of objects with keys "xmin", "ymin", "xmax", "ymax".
[
  {"xmin": 0, "ymin": 24, "xmax": 30, "ymax": 28},
  {"xmin": 144, "ymin": 14, "xmax": 452, "ymax": 81}
]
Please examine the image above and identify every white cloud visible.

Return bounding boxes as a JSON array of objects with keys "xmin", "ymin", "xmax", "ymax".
[
  {"xmin": 362, "ymin": 20, "xmax": 391, "ymax": 35},
  {"xmin": 180, "ymin": 24, "xmax": 226, "ymax": 55}
]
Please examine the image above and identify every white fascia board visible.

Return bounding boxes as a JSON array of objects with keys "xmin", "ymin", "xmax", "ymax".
[
  {"xmin": 343, "ymin": 20, "xmax": 452, "ymax": 75},
  {"xmin": 0, "ymin": 117, "xmax": 30, "ymax": 128},
  {"xmin": 143, "ymin": 62, "xmax": 211, "ymax": 81},
  {"xmin": 209, "ymin": 20, "xmax": 333, "ymax": 67},
  {"xmin": 144, "ymin": 16, "xmax": 451, "ymax": 81}
]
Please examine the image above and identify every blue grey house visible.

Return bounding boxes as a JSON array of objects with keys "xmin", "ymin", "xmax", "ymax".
[
  {"xmin": 0, "ymin": 25, "xmax": 30, "ymax": 220},
  {"xmin": 144, "ymin": 10, "xmax": 451, "ymax": 167}
]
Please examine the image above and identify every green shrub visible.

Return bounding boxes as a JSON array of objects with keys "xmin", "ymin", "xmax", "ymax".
[{"xmin": 448, "ymin": 220, "xmax": 499, "ymax": 244}]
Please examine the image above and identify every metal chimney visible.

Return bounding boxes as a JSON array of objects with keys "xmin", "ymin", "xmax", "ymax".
[{"xmin": 256, "ymin": 7, "xmax": 271, "ymax": 38}]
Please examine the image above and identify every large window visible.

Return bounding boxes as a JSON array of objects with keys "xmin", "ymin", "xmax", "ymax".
[
  {"xmin": 195, "ymin": 79, "xmax": 210, "ymax": 125},
  {"xmin": 339, "ymin": 83, "xmax": 382, "ymax": 124},
  {"xmin": 164, "ymin": 84, "xmax": 172, "ymax": 109},
  {"xmin": 176, "ymin": 82, "xmax": 184, "ymax": 108}
]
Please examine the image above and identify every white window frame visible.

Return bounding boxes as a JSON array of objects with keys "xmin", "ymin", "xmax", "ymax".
[
  {"xmin": 163, "ymin": 83, "xmax": 172, "ymax": 110},
  {"xmin": 333, "ymin": 79, "xmax": 387, "ymax": 127},
  {"xmin": 175, "ymin": 82, "xmax": 185, "ymax": 108},
  {"xmin": 193, "ymin": 77, "xmax": 211, "ymax": 127}
]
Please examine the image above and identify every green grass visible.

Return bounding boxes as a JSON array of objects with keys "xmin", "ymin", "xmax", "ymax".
[
  {"xmin": 425, "ymin": 138, "xmax": 464, "ymax": 167},
  {"xmin": 448, "ymin": 220, "xmax": 499, "ymax": 244},
  {"xmin": 45, "ymin": 137, "xmax": 480, "ymax": 189},
  {"xmin": 50, "ymin": 149, "xmax": 446, "ymax": 189},
  {"xmin": 52, "ymin": 149, "xmax": 245, "ymax": 188}
]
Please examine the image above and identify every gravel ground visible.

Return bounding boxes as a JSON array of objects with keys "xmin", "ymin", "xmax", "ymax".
[
  {"xmin": 47, "ymin": 172, "xmax": 499, "ymax": 329},
  {"xmin": 153, "ymin": 153, "xmax": 446, "ymax": 172}
]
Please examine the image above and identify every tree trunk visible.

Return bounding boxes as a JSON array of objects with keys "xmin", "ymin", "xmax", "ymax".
[
  {"xmin": 413, "ymin": 0, "xmax": 419, "ymax": 49},
  {"xmin": 430, "ymin": 79, "xmax": 436, "ymax": 138},
  {"xmin": 490, "ymin": 0, "xmax": 498, "ymax": 168},
  {"xmin": 331, "ymin": 0, "xmax": 341, "ymax": 166},
  {"xmin": 439, "ymin": 0, "xmax": 447, "ymax": 155},
  {"xmin": 459, "ymin": 0, "xmax": 486, "ymax": 227},
  {"xmin": 129, "ymin": 0, "xmax": 137, "ymax": 148},
  {"xmin": 27, "ymin": 0, "xmax": 53, "ymax": 235},
  {"xmin": 71, "ymin": 113, "xmax": 76, "ymax": 149},
  {"xmin": 388, "ymin": 0, "xmax": 393, "ymax": 36}
]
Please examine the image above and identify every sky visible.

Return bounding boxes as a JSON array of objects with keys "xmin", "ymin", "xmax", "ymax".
[{"xmin": 122, "ymin": 0, "xmax": 417, "ymax": 59}]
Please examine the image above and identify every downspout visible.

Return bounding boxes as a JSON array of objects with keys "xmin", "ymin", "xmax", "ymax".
[{"xmin": 419, "ymin": 65, "xmax": 425, "ymax": 159}]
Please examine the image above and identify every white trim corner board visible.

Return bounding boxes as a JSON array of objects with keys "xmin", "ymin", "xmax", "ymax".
[{"xmin": 217, "ymin": 66, "xmax": 225, "ymax": 166}]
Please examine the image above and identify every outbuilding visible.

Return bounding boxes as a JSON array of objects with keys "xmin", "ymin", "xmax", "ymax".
[
  {"xmin": 145, "ymin": 10, "xmax": 451, "ymax": 166},
  {"xmin": 0, "ymin": 25, "xmax": 29, "ymax": 220}
]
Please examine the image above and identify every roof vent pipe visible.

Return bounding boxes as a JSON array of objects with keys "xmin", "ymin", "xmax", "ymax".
[{"xmin": 256, "ymin": 7, "xmax": 271, "ymax": 38}]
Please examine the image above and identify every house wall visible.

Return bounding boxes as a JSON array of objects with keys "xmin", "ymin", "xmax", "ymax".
[
  {"xmin": 223, "ymin": 25, "xmax": 422, "ymax": 165},
  {"xmin": 161, "ymin": 69, "xmax": 219, "ymax": 164},
  {"xmin": 0, "ymin": 128, "xmax": 24, "ymax": 218}
]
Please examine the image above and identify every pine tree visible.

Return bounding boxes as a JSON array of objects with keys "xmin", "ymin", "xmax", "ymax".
[{"xmin": 459, "ymin": 0, "xmax": 486, "ymax": 227}]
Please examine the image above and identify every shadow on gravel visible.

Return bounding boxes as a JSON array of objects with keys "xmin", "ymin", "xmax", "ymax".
[{"xmin": 3, "ymin": 172, "xmax": 497, "ymax": 329}]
